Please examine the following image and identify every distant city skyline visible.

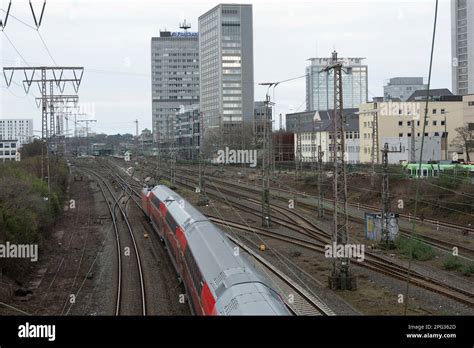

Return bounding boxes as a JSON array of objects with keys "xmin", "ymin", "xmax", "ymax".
[{"xmin": 1, "ymin": 0, "xmax": 454, "ymax": 135}]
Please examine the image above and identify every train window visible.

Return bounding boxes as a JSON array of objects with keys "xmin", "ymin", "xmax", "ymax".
[
  {"xmin": 417, "ymin": 169, "xmax": 421, "ymax": 177},
  {"xmin": 184, "ymin": 248, "xmax": 202, "ymax": 292},
  {"xmin": 166, "ymin": 214, "xmax": 177, "ymax": 233},
  {"xmin": 433, "ymin": 170, "xmax": 438, "ymax": 176},
  {"xmin": 151, "ymin": 195, "xmax": 160, "ymax": 209},
  {"xmin": 422, "ymin": 169, "xmax": 427, "ymax": 177}
]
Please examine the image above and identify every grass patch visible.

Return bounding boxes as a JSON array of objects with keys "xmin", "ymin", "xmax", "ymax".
[
  {"xmin": 158, "ymin": 179, "xmax": 172, "ymax": 187},
  {"xmin": 460, "ymin": 263, "xmax": 474, "ymax": 276},
  {"xmin": 395, "ymin": 236, "xmax": 435, "ymax": 261},
  {"xmin": 443, "ymin": 255, "xmax": 463, "ymax": 271},
  {"xmin": 443, "ymin": 255, "xmax": 474, "ymax": 276}
]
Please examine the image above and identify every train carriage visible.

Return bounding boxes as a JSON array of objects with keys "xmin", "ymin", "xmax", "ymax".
[
  {"xmin": 404, "ymin": 162, "xmax": 474, "ymax": 179},
  {"xmin": 141, "ymin": 185, "xmax": 291, "ymax": 316}
]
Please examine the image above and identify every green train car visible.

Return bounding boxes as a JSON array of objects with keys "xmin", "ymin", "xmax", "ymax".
[{"xmin": 404, "ymin": 162, "xmax": 474, "ymax": 178}]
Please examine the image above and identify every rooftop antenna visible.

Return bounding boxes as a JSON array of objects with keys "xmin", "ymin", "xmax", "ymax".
[{"xmin": 180, "ymin": 19, "xmax": 191, "ymax": 32}]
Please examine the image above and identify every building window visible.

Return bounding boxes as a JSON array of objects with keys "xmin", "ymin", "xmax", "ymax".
[
  {"xmin": 441, "ymin": 120, "xmax": 445, "ymax": 126},
  {"xmin": 398, "ymin": 121, "xmax": 403, "ymax": 126},
  {"xmin": 433, "ymin": 120, "xmax": 437, "ymax": 126},
  {"xmin": 399, "ymin": 133, "xmax": 403, "ymax": 137},
  {"xmin": 441, "ymin": 109, "xmax": 445, "ymax": 114},
  {"xmin": 432, "ymin": 109, "xmax": 437, "ymax": 114}
]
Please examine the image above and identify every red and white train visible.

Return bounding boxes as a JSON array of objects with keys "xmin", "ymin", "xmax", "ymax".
[{"xmin": 141, "ymin": 185, "xmax": 291, "ymax": 315}]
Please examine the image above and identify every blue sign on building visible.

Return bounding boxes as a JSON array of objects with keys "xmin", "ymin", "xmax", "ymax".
[{"xmin": 171, "ymin": 32, "xmax": 198, "ymax": 37}]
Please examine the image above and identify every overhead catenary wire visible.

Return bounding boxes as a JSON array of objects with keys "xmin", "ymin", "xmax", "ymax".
[
  {"xmin": 204, "ymin": 177, "xmax": 330, "ymax": 303},
  {"xmin": 37, "ymin": 30, "xmax": 57, "ymax": 66},
  {"xmin": 0, "ymin": 8, "xmax": 37, "ymax": 31},
  {"xmin": 403, "ymin": 0, "xmax": 439, "ymax": 316},
  {"xmin": 2, "ymin": 30, "xmax": 31, "ymax": 67}
]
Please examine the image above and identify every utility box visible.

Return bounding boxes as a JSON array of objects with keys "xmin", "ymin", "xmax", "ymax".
[{"xmin": 365, "ymin": 212, "xmax": 399, "ymax": 242}]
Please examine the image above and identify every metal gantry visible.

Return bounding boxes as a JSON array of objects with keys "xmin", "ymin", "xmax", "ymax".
[
  {"xmin": 371, "ymin": 102, "xmax": 379, "ymax": 187},
  {"xmin": 262, "ymin": 93, "xmax": 273, "ymax": 227},
  {"xmin": 3, "ymin": 66, "xmax": 83, "ymax": 184},
  {"xmin": 318, "ymin": 143, "xmax": 324, "ymax": 218},
  {"xmin": 77, "ymin": 119, "xmax": 97, "ymax": 154},
  {"xmin": 381, "ymin": 142, "xmax": 401, "ymax": 247},
  {"xmin": 321, "ymin": 51, "xmax": 356, "ymax": 290},
  {"xmin": 197, "ymin": 112, "xmax": 209, "ymax": 206}
]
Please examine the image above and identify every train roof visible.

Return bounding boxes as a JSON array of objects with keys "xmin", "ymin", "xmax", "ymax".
[
  {"xmin": 151, "ymin": 185, "xmax": 273, "ymax": 299},
  {"xmin": 186, "ymin": 220, "xmax": 265, "ymax": 297},
  {"xmin": 214, "ymin": 282, "xmax": 290, "ymax": 315},
  {"xmin": 149, "ymin": 185, "xmax": 289, "ymax": 314},
  {"xmin": 151, "ymin": 185, "xmax": 208, "ymax": 226}
]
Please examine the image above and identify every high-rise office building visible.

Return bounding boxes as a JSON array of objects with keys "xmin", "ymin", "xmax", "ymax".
[
  {"xmin": 306, "ymin": 57, "xmax": 368, "ymax": 111},
  {"xmin": 198, "ymin": 4, "xmax": 254, "ymax": 140},
  {"xmin": 383, "ymin": 77, "xmax": 427, "ymax": 101},
  {"xmin": 151, "ymin": 28, "xmax": 200, "ymax": 145},
  {"xmin": 451, "ymin": 0, "xmax": 474, "ymax": 95}
]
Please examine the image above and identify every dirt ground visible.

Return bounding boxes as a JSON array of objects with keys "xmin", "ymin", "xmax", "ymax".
[
  {"xmin": 0, "ymin": 167, "xmax": 111, "ymax": 315},
  {"xmin": 0, "ymin": 163, "xmax": 189, "ymax": 316}
]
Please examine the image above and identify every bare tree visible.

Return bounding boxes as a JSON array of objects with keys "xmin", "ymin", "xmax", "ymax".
[
  {"xmin": 451, "ymin": 124, "xmax": 473, "ymax": 162},
  {"xmin": 201, "ymin": 121, "xmax": 255, "ymax": 161}
]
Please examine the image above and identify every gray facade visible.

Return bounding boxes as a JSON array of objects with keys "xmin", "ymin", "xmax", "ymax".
[
  {"xmin": 151, "ymin": 30, "xmax": 200, "ymax": 145},
  {"xmin": 175, "ymin": 104, "xmax": 200, "ymax": 160},
  {"xmin": 383, "ymin": 77, "xmax": 427, "ymax": 101},
  {"xmin": 254, "ymin": 101, "xmax": 272, "ymax": 145},
  {"xmin": 451, "ymin": 0, "xmax": 474, "ymax": 95},
  {"xmin": 306, "ymin": 57, "xmax": 368, "ymax": 111},
  {"xmin": 198, "ymin": 4, "xmax": 254, "ymax": 137}
]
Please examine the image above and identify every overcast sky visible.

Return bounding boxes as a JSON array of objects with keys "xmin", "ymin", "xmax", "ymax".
[{"xmin": 1, "ymin": 0, "xmax": 452, "ymax": 135}]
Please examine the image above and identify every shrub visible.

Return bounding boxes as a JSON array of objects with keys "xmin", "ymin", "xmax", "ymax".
[
  {"xmin": 460, "ymin": 263, "xmax": 474, "ymax": 276},
  {"xmin": 158, "ymin": 179, "xmax": 172, "ymax": 187},
  {"xmin": 395, "ymin": 236, "xmax": 435, "ymax": 261},
  {"xmin": 443, "ymin": 255, "xmax": 463, "ymax": 271}
]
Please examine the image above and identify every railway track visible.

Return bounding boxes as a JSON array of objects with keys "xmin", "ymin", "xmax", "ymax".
[
  {"xmin": 174, "ymin": 164, "xmax": 474, "ymax": 235},
  {"xmin": 0, "ymin": 301, "xmax": 32, "ymax": 316},
  {"xmin": 225, "ymin": 233, "xmax": 335, "ymax": 316},
  {"xmin": 100, "ymin": 160, "xmax": 338, "ymax": 315},
  {"xmin": 208, "ymin": 217, "xmax": 474, "ymax": 307},
  {"xmin": 80, "ymin": 167, "xmax": 147, "ymax": 316},
  {"xmin": 171, "ymin": 166, "xmax": 474, "ymax": 259},
  {"xmin": 106, "ymin": 158, "xmax": 474, "ymax": 307},
  {"xmin": 163, "ymin": 171, "xmax": 474, "ymax": 306}
]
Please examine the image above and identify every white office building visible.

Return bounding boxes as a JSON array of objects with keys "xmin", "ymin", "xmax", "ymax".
[
  {"xmin": 0, "ymin": 119, "xmax": 33, "ymax": 147},
  {"xmin": 0, "ymin": 140, "xmax": 20, "ymax": 162}
]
